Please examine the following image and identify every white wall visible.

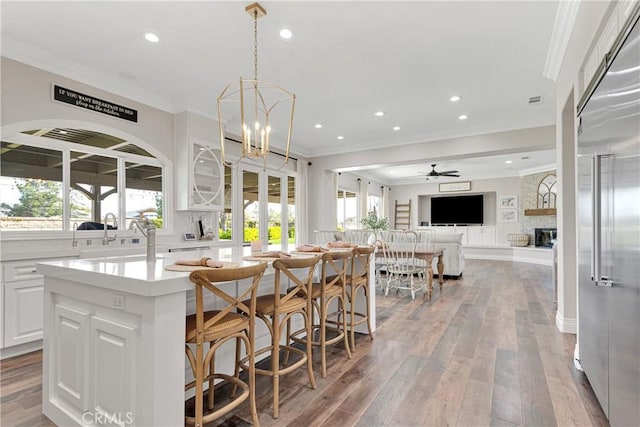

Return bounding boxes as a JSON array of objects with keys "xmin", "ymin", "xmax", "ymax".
[
  {"xmin": 1, "ymin": 58, "xmax": 174, "ymax": 156},
  {"xmin": 307, "ymin": 126, "xmax": 554, "ymax": 244},
  {"xmin": 553, "ymin": 1, "xmax": 615, "ymax": 334},
  {"xmin": 392, "ymin": 176, "xmax": 520, "ymax": 244}
]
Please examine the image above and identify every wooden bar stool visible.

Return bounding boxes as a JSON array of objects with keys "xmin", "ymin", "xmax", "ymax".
[
  {"xmin": 240, "ymin": 255, "xmax": 321, "ymax": 418},
  {"xmin": 290, "ymin": 250, "xmax": 353, "ymax": 377},
  {"xmin": 344, "ymin": 245, "xmax": 375, "ymax": 350},
  {"xmin": 185, "ymin": 263, "xmax": 266, "ymax": 427}
]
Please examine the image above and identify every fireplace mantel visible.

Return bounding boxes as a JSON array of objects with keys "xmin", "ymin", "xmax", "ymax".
[{"xmin": 524, "ymin": 208, "xmax": 557, "ymax": 216}]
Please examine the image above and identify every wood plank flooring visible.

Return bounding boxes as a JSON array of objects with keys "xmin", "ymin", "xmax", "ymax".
[{"xmin": 0, "ymin": 259, "xmax": 609, "ymax": 426}]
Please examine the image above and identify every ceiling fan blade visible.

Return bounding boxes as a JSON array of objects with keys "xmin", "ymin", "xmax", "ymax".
[
  {"xmin": 437, "ymin": 170, "xmax": 459, "ymax": 175},
  {"xmin": 441, "ymin": 173, "xmax": 461, "ymax": 177}
]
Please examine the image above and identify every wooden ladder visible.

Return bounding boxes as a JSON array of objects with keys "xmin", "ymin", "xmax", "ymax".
[{"xmin": 394, "ymin": 200, "xmax": 411, "ymax": 230}]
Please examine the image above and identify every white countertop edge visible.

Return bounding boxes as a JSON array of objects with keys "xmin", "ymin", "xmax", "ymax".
[{"xmin": 37, "ymin": 260, "xmax": 193, "ymax": 297}]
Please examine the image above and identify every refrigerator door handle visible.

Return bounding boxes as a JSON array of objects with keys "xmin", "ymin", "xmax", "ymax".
[
  {"xmin": 591, "ymin": 154, "xmax": 613, "ymax": 287},
  {"xmin": 591, "ymin": 154, "xmax": 600, "ymax": 283}
]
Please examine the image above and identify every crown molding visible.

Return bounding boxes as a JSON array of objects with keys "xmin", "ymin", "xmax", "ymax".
[
  {"xmin": 543, "ymin": 0, "xmax": 581, "ymax": 81},
  {"xmin": 519, "ymin": 163, "xmax": 556, "ymax": 176}
]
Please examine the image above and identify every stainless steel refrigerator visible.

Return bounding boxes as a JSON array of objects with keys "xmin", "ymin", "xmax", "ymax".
[{"xmin": 577, "ymin": 12, "xmax": 640, "ymax": 427}]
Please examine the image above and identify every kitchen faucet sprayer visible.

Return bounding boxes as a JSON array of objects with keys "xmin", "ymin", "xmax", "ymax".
[{"xmin": 103, "ymin": 213, "xmax": 118, "ymax": 245}]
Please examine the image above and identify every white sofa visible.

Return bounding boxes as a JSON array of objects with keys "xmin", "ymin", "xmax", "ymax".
[{"xmin": 432, "ymin": 232, "xmax": 465, "ymax": 278}]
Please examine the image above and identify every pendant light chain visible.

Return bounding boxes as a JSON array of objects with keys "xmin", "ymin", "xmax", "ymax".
[{"xmin": 253, "ymin": 9, "xmax": 258, "ymax": 82}]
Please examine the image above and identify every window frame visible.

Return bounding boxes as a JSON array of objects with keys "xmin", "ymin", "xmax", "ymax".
[
  {"xmin": 337, "ymin": 187, "xmax": 358, "ymax": 231},
  {"xmin": 231, "ymin": 161, "xmax": 295, "ymax": 250},
  {"xmin": 0, "ymin": 130, "xmax": 171, "ymax": 239}
]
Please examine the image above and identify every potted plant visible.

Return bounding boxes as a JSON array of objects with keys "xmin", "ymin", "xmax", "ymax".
[{"xmin": 361, "ymin": 211, "xmax": 389, "ymax": 232}]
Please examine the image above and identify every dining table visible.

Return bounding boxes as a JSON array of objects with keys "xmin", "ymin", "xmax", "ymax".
[{"xmin": 413, "ymin": 247, "xmax": 446, "ymax": 300}]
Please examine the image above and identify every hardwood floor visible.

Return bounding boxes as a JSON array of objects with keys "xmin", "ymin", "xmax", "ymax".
[{"xmin": 0, "ymin": 260, "xmax": 609, "ymax": 426}]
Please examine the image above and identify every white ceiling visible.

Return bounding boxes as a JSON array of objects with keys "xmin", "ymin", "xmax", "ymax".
[
  {"xmin": 356, "ymin": 149, "xmax": 557, "ymax": 185},
  {"xmin": 1, "ymin": 1, "xmax": 559, "ymax": 182}
]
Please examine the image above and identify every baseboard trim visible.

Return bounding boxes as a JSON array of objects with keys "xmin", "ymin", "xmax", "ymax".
[
  {"xmin": 0, "ymin": 339, "xmax": 42, "ymax": 360},
  {"xmin": 555, "ymin": 311, "xmax": 577, "ymax": 334},
  {"xmin": 464, "ymin": 246, "xmax": 554, "ymax": 266},
  {"xmin": 513, "ymin": 255, "xmax": 554, "ymax": 266},
  {"xmin": 465, "ymin": 253, "xmax": 513, "ymax": 262}
]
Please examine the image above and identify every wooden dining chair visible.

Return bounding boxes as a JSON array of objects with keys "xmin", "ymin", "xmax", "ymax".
[
  {"xmin": 343, "ymin": 229, "xmax": 375, "ymax": 245},
  {"xmin": 290, "ymin": 250, "xmax": 353, "ymax": 377},
  {"xmin": 315, "ymin": 230, "xmax": 343, "ymax": 245},
  {"xmin": 185, "ymin": 262, "xmax": 267, "ymax": 427},
  {"xmin": 413, "ymin": 228, "xmax": 435, "ymax": 281},
  {"xmin": 240, "ymin": 255, "xmax": 321, "ymax": 419},
  {"xmin": 380, "ymin": 230, "xmax": 425, "ymax": 300}
]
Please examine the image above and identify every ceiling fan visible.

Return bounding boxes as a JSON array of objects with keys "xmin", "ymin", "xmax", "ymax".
[{"xmin": 420, "ymin": 164, "xmax": 461, "ymax": 180}]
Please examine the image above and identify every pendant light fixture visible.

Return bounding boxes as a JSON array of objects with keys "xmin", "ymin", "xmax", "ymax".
[{"xmin": 217, "ymin": 2, "xmax": 295, "ymax": 169}]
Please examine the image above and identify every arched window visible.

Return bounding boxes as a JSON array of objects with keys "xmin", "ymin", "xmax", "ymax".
[
  {"xmin": 1, "ymin": 127, "xmax": 167, "ymax": 232},
  {"xmin": 537, "ymin": 173, "xmax": 557, "ymax": 209}
]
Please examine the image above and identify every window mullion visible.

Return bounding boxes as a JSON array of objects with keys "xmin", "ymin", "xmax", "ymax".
[
  {"xmin": 258, "ymin": 171, "xmax": 268, "ymax": 249},
  {"xmin": 118, "ymin": 157, "xmax": 126, "ymax": 229},
  {"xmin": 280, "ymin": 175, "xmax": 287, "ymax": 249},
  {"xmin": 63, "ymin": 148, "xmax": 71, "ymax": 231}
]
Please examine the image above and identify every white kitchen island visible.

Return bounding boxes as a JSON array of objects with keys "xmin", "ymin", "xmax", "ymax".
[
  {"xmin": 37, "ymin": 247, "xmax": 259, "ymax": 427},
  {"xmin": 37, "ymin": 246, "xmax": 376, "ymax": 426}
]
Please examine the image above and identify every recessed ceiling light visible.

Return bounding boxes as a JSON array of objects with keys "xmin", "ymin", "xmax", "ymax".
[
  {"xmin": 58, "ymin": 130, "xmax": 67, "ymax": 134},
  {"xmin": 389, "ymin": 171, "xmax": 395, "ymax": 175},
  {"xmin": 458, "ymin": 114, "xmax": 468, "ymax": 120},
  {"xmin": 505, "ymin": 160, "xmax": 513, "ymax": 164},
  {"xmin": 279, "ymin": 28, "xmax": 293, "ymax": 40},
  {"xmin": 337, "ymin": 135, "xmax": 344, "ymax": 140},
  {"xmin": 314, "ymin": 123, "xmax": 323, "ymax": 129},
  {"xmin": 144, "ymin": 32, "xmax": 160, "ymax": 43},
  {"xmin": 450, "ymin": 95, "xmax": 461, "ymax": 102},
  {"xmin": 393, "ymin": 126, "xmax": 400, "ymax": 131},
  {"xmin": 374, "ymin": 111, "xmax": 385, "ymax": 117}
]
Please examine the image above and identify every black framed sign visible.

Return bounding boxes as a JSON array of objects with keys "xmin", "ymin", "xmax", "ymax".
[
  {"xmin": 52, "ymin": 84, "xmax": 138, "ymax": 123},
  {"xmin": 439, "ymin": 181, "xmax": 471, "ymax": 192}
]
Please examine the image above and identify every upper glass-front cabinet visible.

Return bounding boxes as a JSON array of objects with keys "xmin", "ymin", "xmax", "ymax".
[{"xmin": 176, "ymin": 138, "xmax": 223, "ymax": 211}]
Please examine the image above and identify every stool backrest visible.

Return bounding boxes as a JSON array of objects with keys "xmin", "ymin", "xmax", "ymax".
[
  {"xmin": 272, "ymin": 255, "xmax": 322, "ymax": 310},
  {"xmin": 320, "ymin": 250, "xmax": 353, "ymax": 291},
  {"xmin": 189, "ymin": 263, "xmax": 267, "ymax": 341},
  {"xmin": 349, "ymin": 245, "xmax": 375, "ymax": 285}
]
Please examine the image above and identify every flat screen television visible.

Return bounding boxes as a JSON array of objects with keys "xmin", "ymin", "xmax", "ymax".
[{"xmin": 431, "ymin": 194, "xmax": 484, "ymax": 225}]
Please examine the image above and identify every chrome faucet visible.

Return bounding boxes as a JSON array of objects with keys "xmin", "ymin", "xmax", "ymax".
[
  {"xmin": 72, "ymin": 222, "xmax": 78, "ymax": 247},
  {"xmin": 103, "ymin": 212, "xmax": 118, "ymax": 245},
  {"xmin": 129, "ymin": 219, "xmax": 156, "ymax": 262}
]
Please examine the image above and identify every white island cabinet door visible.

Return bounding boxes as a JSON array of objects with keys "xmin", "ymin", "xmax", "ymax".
[
  {"xmin": 4, "ymin": 279, "xmax": 44, "ymax": 347},
  {"xmin": 53, "ymin": 304, "xmax": 91, "ymax": 411},
  {"xmin": 90, "ymin": 315, "xmax": 136, "ymax": 423}
]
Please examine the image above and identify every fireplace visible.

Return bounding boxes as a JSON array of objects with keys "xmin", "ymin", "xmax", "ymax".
[{"xmin": 535, "ymin": 228, "xmax": 557, "ymax": 247}]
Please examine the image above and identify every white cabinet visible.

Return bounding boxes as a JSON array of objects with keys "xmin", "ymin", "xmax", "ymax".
[
  {"xmin": 420, "ymin": 225, "xmax": 497, "ymax": 245},
  {"xmin": 176, "ymin": 136, "xmax": 224, "ymax": 211},
  {"xmin": 50, "ymin": 299, "xmax": 137, "ymax": 422},
  {"xmin": 467, "ymin": 226, "xmax": 496, "ymax": 245},
  {"xmin": 583, "ymin": 1, "xmax": 633, "ymax": 89},
  {"xmin": 2, "ymin": 256, "xmax": 77, "ymax": 349},
  {"xmin": 4, "ymin": 279, "xmax": 44, "ymax": 347}
]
